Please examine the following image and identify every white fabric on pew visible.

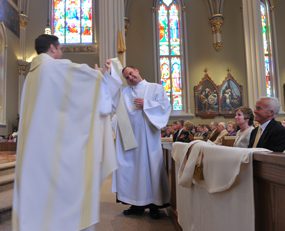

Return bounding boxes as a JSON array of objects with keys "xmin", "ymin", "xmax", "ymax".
[{"xmin": 172, "ymin": 141, "xmax": 270, "ymax": 231}]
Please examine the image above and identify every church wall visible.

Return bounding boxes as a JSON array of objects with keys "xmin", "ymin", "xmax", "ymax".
[
  {"xmin": 125, "ymin": 0, "xmax": 247, "ymax": 124},
  {"xmin": 25, "ymin": 0, "xmax": 46, "ymax": 61},
  {"xmin": 125, "ymin": 0, "xmax": 156, "ymax": 82},
  {"xmin": 0, "ymin": 29, "xmax": 19, "ymax": 136},
  {"xmin": 187, "ymin": 0, "xmax": 247, "ymax": 123}
]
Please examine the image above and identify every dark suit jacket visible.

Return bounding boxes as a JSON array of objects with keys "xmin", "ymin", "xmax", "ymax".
[
  {"xmin": 173, "ymin": 129, "xmax": 183, "ymax": 142},
  {"xmin": 176, "ymin": 130, "xmax": 194, "ymax": 143},
  {"xmin": 248, "ymin": 119, "xmax": 285, "ymax": 152}
]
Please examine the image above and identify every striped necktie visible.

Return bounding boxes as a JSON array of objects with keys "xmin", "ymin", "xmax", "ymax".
[{"xmin": 252, "ymin": 126, "xmax": 262, "ymax": 148}]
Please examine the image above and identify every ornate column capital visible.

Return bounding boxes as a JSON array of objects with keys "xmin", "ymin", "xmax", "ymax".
[
  {"xmin": 17, "ymin": 60, "xmax": 30, "ymax": 76},
  {"xmin": 207, "ymin": 0, "xmax": 225, "ymax": 52},
  {"xmin": 19, "ymin": 13, "xmax": 28, "ymax": 29},
  {"xmin": 209, "ymin": 14, "xmax": 224, "ymax": 33},
  {"xmin": 209, "ymin": 14, "xmax": 224, "ymax": 52},
  {"xmin": 124, "ymin": 17, "xmax": 130, "ymax": 35}
]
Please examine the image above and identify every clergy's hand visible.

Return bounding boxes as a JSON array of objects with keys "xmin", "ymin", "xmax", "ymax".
[
  {"xmin": 134, "ymin": 98, "xmax": 144, "ymax": 109},
  {"xmin": 102, "ymin": 59, "xmax": 111, "ymax": 74},
  {"xmin": 94, "ymin": 59, "xmax": 111, "ymax": 75},
  {"xmin": 94, "ymin": 64, "xmax": 103, "ymax": 73}
]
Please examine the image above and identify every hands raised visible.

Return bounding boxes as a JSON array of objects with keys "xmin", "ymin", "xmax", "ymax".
[{"xmin": 94, "ymin": 59, "xmax": 111, "ymax": 74}]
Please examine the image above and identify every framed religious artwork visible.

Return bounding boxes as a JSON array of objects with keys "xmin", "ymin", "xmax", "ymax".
[
  {"xmin": 219, "ymin": 72, "xmax": 243, "ymax": 117},
  {"xmin": 0, "ymin": 0, "xmax": 19, "ymax": 37},
  {"xmin": 8, "ymin": 0, "xmax": 18, "ymax": 9},
  {"xmin": 194, "ymin": 70, "xmax": 219, "ymax": 118}
]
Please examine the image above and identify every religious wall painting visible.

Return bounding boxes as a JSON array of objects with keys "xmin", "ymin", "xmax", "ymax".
[
  {"xmin": 0, "ymin": 0, "xmax": 19, "ymax": 37},
  {"xmin": 8, "ymin": 0, "xmax": 18, "ymax": 9},
  {"xmin": 219, "ymin": 73, "xmax": 242, "ymax": 117},
  {"xmin": 194, "ymin": 72, "xmax": 219, "ymax": 118}
]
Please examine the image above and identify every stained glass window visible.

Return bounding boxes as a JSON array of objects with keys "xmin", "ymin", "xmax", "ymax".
[
  {"xmin": 52, "ymin": 0, "xmax": 94, "ymax": 44},
  {"xmin": 157, "ymin": 0, "xmax": 184, "ymax": 111},
  {"xmin": 260, "ymin": 0, "xmax": 274, "ymax": 97}
]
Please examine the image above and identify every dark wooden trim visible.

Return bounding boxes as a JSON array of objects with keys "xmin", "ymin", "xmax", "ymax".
[{"xmin": 253, "ymin": 151, "xmax": 285, "ymax": 231}]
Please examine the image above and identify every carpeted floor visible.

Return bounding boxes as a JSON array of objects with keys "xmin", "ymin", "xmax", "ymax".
[{"xmin": 0, "ymin": 176, "xmax": 177, "ymax": 231}]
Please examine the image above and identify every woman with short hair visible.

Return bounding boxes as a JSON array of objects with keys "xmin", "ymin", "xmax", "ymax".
[{"xmin": 233, "ymin": 107, "xmax": 254, "ymax": 148}]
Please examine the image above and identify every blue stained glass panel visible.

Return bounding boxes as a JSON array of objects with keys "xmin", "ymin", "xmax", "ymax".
[
  {"xmin": 81, "ymin": 0, "xmax": 92, "ymax": 43},
  {"xmin": 260, "ymin": 1, "xmax": 273, "ymax": 97},
  {"xmin": 158, "ymin": 0, "xmax": 183, "ymax": 111},
  {"xmin": 169, "ymin": 4, "xmax": 180, "ymax": 55},
  {"xmin": 52, "ymin": 0, "xmax": 93, "ymax": 44},
  {"xmin": 171, "ymin": 57, "xmax": 182, "ymax": 110},
  {"xmin": 158, "ymin": 5, "xmax": 169, "ymax": 55},
  {"xmin": 160, "ymin": 57, "xmax": 171, "ymax": 99}
]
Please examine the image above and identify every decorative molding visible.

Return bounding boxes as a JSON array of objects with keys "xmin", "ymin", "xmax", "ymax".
[
  {"xmin": 19, "ymin": 13, "xmax": 28, "ymax": 29},
  {"xmin": 124, "ymin": 17, "xmax": 130, "ymax": 35},
  {"xmin": 17, "ymin": 60, "xmax": 30, "ymax": 76},
  {"xmin": 61, "ymin": 44, "xmax": 98, "ymax": 53},
  {"xmin": 207, "ymin": 0, "xmax": 225, "ymax": 52},
  {"xmin": 209, "ymin": 15, "xmax": 223, "ymax": 33}
]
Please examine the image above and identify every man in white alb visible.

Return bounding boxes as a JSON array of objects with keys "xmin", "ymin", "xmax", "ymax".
[
  {"xmin": 12, "ymin": 34, "xmax": 122, "ymax": 231},
  {"xmin": 112, "ymin": 66, "xmax": 171, "ymax": 219}
]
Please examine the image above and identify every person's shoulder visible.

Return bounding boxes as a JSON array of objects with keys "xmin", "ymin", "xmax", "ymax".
[
  {"xmin": 42, "ymin": 56, "xmax": 72, "ymax": 67},
  {"xmin": 57, "ymin": 58, "xmax": 72, "ymax": 64},
  {"xmin": 269, "ymin": 119, "xmax": 284, "ymax": 128},
  {"xmin": 267, "ymin": 119, "xmax": 285, "ymax": 134},
  {"xmin": 146, "ymin": 81, "xmax": 164, "ymax": 90}
]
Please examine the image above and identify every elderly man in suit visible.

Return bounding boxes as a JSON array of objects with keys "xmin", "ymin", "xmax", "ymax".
[{"xmin": 248, "ymin": 97, "xmax": 285, "ymax": 152}]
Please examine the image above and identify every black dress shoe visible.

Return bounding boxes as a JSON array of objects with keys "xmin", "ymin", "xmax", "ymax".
[
  {"xmin": 149, "ymin": 209, "xmax": 161, "ymax": 219},
  {"xmin": 123, "ymin": 206, "xmax": 145, "ymax": 216}
]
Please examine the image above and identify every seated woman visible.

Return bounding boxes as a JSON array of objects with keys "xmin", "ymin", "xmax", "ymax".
[
  {"xmin": 213, "ymin": 122, "xmax": 228, "ymax": 145},
  {"xmin": 226, "ymin": 121, "xmax": 237, "ymax": 136},
  {"xmin": 176, "ymin": 120, "xmax": 194, "ymax": 143},
  {"xmin": 233, "ymin": 107, "xmax": 254, "ymax": 148}
]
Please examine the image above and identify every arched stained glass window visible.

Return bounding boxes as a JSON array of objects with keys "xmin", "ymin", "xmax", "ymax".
[
  {"xmin": 260, "ymin": 0, "xmax": 275, "ymax": 97},
  {"xmin": 156, "ymin": 0, "xmax": 185, "ymax": 111},
  {"xmin": 52, "ymin": 0, "xmax": 94, "ymax": 44}
]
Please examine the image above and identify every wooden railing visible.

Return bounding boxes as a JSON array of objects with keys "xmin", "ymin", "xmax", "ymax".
[
  {"xmin": 253, "ymin": 151, "xmax": 285, "ymax": 231},
  {"xmin": 0, "ymin": 148, "xmax": 16, "ymax": 215},
  {"xmin": 0, "ymin": 142, "xmax": 17, "ymax": 151}
]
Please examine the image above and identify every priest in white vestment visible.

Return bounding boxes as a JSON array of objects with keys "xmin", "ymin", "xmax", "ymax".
[
  {"xmin": 112, "ymin": 66, "xmax": 171, "ymax": 219},
  {"xmin": 12, "ymin": 34, "xmax": 122, "ymax": 231}
]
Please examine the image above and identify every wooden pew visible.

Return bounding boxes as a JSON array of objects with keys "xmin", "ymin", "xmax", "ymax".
[
  {"xmin": 0, "ymin": 142, "xmax": 17, "ymax": 151},
  {"xmin": 222, "ymin": 135, "xmax": 236, "ymax": 147},
  {"xmin": 0, "ymin": 143, "xmax": 16, "ymax": 215},
  {"xmin": 162, "ymin": 143, "xmax": 285, "ymax": 231},
  {"xmin": 253, "ymin": 151, "xmax": 285, "ymax": 231}
]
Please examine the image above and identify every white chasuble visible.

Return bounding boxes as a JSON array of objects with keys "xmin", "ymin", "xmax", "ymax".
[
  {"xmin": 112, "ymin": 80, "xmax": 171, "ymax": 206},
  {"xmin": 13, "ymin": 54, "xmax": 121, "ymax": 231}
]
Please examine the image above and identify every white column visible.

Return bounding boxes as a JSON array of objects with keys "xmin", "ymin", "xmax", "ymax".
[
  {"xmin": 0, "ymin": 23, "xmax": 7, "ymax": 125},
  {"xmin": 242, "ymin": 0, "xmax": 266, "ymax": 108},
  {"xmin": 98, "ymin": 0, "xmax": 125, "ymax": 66}
]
